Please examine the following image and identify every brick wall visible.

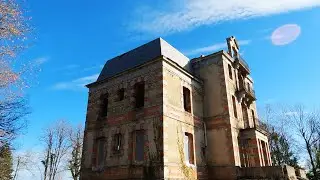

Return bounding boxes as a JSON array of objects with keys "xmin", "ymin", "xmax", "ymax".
[{"xmin": 81, "ymin": 59, "xmax": 165, "ymax": 180}]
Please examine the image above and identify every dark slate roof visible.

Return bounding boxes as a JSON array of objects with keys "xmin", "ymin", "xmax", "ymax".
[{"xmin": 96, "ymin": 38, "xmax": 189, "ymax": 82}]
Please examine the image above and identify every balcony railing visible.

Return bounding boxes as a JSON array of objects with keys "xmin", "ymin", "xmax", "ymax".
[
  {"xmin": 242, "ymin": 118, "xmax": 269, "ymax": 136},
  {"xmin": 254, "ymin": 119, "xmax": 269, "ymax": 135},
  {"xmin": 244, "ymin": 84, "xmax": 255, "ymax": 98},
  {"xmin": 238, "ymin": 82, "xmax": 256, "ymax": 101},
  {"xmin": 235, "ymin": 55, "xmax": 250, "ymax": 74}
]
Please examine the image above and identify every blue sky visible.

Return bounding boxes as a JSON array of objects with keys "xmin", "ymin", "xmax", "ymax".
[{"xmin": 14, "ymin": 0, "xmax": 320, "ymax": 176}]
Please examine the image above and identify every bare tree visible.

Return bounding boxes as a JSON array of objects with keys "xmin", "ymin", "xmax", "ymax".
[
  {"xmin": 260, "ymin": 104, "xmax": 299, "ymax": 167},
  {"xmin": 0, "ymin": 98, "xmax": 29, "ymax": 147},
  {"xmin": 12, "ymin": 151, "xmax": 34, "ymax": 180},
  {"xmin": 68, "ymin": 125, "xmax": 83, "ymax": 180},
  {"xmin": 282, "ymin": 104, "xmax": 320, "ymax": 179},
  {"xmin": 41, "ymin": 120, "xmax": 71, "ymax": 180},
  {"xmin": 0, "ymin": 0, "xmax": 35, "ymax": 148}
]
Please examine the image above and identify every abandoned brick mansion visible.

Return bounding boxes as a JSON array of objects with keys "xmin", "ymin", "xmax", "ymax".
[{"xmin": 80, "ymin": 37, "xmax": 307, "ymax": 180}]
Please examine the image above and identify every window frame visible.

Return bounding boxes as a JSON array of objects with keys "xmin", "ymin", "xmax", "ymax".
[
  {"xmin": 183, "ymin": 87, "xmax": 191, "ymax": 113},
  {"xmin": 134, "ymin": 82, "xmax": 145, "ymax": 109},
  {"xmin": 228, "ymin": 64, "xmax": 233, "ymax": 80},
  {"xmin": 113, "ymin": 133, "xmax": 122, "ymax": 152},
  {"xmin": 232, "ymin": 95, "xmax": 238, "ymax": 118},
  {"xmin": 134, "ymin": 130, "xmax": 145, "ymax": 162},
  {"xmin": 96, "ymin": 138, "xmax": 106, "ymax": 167},
  {"xmin": 184, "ymin": 132, "xmax": 195, "ymax": 165},
  {"xmin": 99, "ymin": 93, "xmax": 108, "ymax": 118},
  {"xmin": 117, "ymin": 88, "xmax": 125, "ymax": 101}
]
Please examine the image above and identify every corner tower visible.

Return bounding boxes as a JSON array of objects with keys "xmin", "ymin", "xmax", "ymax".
[{"xmin": 191, "ymin": 36, "xmax": 271, "ymax": 179}]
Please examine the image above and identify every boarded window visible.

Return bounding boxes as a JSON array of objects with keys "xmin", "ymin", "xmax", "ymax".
[
  {"xmin": 117, "ymin": 88, "xmax": 125, "ymax": 101},
  {"xmin": 134, "ymin": 82, "xmax": 144, "ymax": 108},
  {"xmin": 113, "ymin": 133, "xmax": 122, "ymax": 152},
  {"xmin": 184, "ymin": 132, "xmax": 194, "ymax": 164},
  {"xmin": 135, "ymin": 131, "xmax": 144, "ymax": 161},
  {"xmin": 183, "ymin": 87, "xmax": 191, "ymax": 113},
  {"xmin": 228, "ymin": 64, "xmax": 233, "ymax": 80},
  {"xmin": 99, "ymin": 94, "xmax": 108, "ymax": 118},
  {"xmin": 97, "ymin": 139, "xmax": 105, "ymax": 166},
  {"xmin": 232, "ymin": 96, "xmax": 238, "ymax": 118}
]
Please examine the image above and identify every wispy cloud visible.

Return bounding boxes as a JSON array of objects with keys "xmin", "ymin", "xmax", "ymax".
[
  {"xmin": 54, "ymin": 64, "xmax": 80, "ymax": 72},
  {"xmin": 54, "ymin": 64, "xmax": 103, "ymax": 76},
  {"xmin": 33, "ymin": 57, "xmax": 49, "ymax": 65},
  {"xmin": 52, "ymin": 74, "xmax": 99, "ymax": 91},
  {"xmin": 132, "ymin": 0, "xmax": 320, "ymax": 34},
  {"xmin": 185, "ymin": 40, "xmax": 251, "ymax": 56},
  {"xmin": 284, "ymin": 111, "xmax": 298, "ymax": 116}
]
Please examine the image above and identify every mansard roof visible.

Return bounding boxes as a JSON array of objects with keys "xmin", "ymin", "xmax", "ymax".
[{"xmin": 97, "ymin": 38, "xmax": 189, "ymax": 82}]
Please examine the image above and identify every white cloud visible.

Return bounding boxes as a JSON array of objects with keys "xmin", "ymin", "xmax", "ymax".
[
  {"xmin": 185, "ymin": 39, "xmax": 251, "ymax": 56},
  {"xmin": 133, "ymin": 0, "xmax": 320, "ymax": 34},
  {"xmin": 52, "ymin": 74, "xmax": 99, "ymax": 91},
  {"xmin": 33, "ymin": 57, "xmax": 49, "ymax": 65},
  {"xmin": 55, "ymin": 64, "xmax": 103, "ymax": 76},
  {"xmin": 284, "ymin": 111, "xmax": 298, "ymax": 116}
]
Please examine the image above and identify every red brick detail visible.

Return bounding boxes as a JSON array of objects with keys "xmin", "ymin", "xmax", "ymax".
[
  {"xmin": 206, "ymin": 122, "xmax": 229, "ymax": 130},
  {"xmin": 193, "ymin": 116, "xmax": 203, "ymax": 126},
  {"xmin": 144, "ymin": 105, "xmax": 161, "ymax": 117},
  {"xmin": 107, "ymin": 114, "xmax": 127, "ymax": 125},
  {"xmin": 105, "ymin": 106, "xmax": 162, "ymax": 126}
]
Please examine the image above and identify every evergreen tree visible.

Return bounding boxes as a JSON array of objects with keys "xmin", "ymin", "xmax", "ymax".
[
  {"xmin": 269, "ymin": 130, "xmax": 299, "ymax": 167},
  {"xmin": 0, "ymin": 145, "xmax": 13, "ymax": 180},
  {"xmin": 307, "ymin": 142, "xmax": 320, "ymax": 180}
]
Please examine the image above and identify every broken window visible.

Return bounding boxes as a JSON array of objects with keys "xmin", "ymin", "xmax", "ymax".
[
  {"xmin": 135, "ymin": 130, "xmax": 144, "ymax": 162},
  {"xmin": 134, "ymin": 82, "xmax": 144, "ymax": 108},
  {"xmin": 232, "ymin": 96, "xmax": 238, "ymax": 118},
  {"xmin": 184, "ymin": 132, "xmax": 194, "ymax": 164},
  {"xmin": 117, "ymin": 88, "xmax": 125, "ymax": 101},
  {"xmin": 228, "ymin": 64, "xmax": 233, "ymax": 80},
  {"xmin": 183, "ymin": 87, "xmax": 191, "ymax": 113},
  {"xmin": 99, "ymin": 94, "xmax": 108, "ymax": 118},
  {"xmin": 96, "ymin": 138, "xmax": 105, "ymax": 166},
  {"xmin": 113, "ymin": 133, "xmax": 122, "ymax": 152}
]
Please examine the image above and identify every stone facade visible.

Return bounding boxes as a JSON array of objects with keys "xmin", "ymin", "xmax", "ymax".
[{"xmin": 80, "ymin": 37, "xmax": 305, "ymax": 180}]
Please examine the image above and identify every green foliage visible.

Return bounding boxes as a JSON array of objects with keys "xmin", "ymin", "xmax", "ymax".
[
  {"xmin": 269, "ymin": 130, "xmax": 299, "ymax": 167},
  {"xmin": 176, "ymin": 127, "xmax": 195, "ymax": 180},
  {"xmin": 307, "ymin": 170, "xmax": 320, "ymax": 180},
  {"xmin": 0, "ymin": 145, "xmax": 13, "ymax": 180},
  {"xmin": 307, "ymin": 144, "xmax": 320, "ymax": 180},
  {"xmin": 143, "ymin": 119, "xmax": 162, "ymax": 179}
]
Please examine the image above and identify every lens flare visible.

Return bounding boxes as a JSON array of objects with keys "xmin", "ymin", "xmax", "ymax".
[{"xmin": 271, "ymin": 24, "xmax": 301, "ymax": 46}]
